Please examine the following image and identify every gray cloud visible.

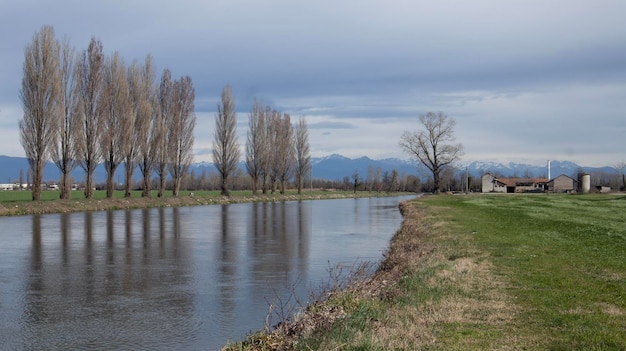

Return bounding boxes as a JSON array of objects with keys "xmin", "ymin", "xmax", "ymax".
[
  {"xmin": 309, "ymin": 121, "xmax": 356, "ymax": 130},
  {"xmin": 1, "ymin": 0, "xmax": 625, "ymax": 166}
]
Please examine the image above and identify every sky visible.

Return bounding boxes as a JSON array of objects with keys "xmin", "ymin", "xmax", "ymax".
[{"xmin": 1, "ymin": 0, "xmax": 625, "ymax": 167}]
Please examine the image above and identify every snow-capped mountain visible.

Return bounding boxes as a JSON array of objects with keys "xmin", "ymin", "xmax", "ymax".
[
  {"xmin": 0, "ymin": 154, "xmax": 618, "ymax": 184},
  {"xmin": 461, "ymin": 160, "xmax": 615, "ymax": 179}
]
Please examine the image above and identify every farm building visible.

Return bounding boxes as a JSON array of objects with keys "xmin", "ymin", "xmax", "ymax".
[
  {"xmin": 547, "ymin": 174, "xmax": 578, "ymax": 193},
  {"xmin": 481, "ymin": 173, "xmax": 548, "ymax": 193},
  {"xmin": 482, "ymin": 173, "xmax": 580, "ymax": 193}
]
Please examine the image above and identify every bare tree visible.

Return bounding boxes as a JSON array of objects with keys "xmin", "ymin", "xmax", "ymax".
[
  {"xmin": 352, "ymin": 170, "xmax": 360, "ymax": 193},
  {"xmin": 132, "ymin": 55, "xmax": 157, "ymax": 197},
  {"xmin": 155, "ymin": 68, "xmax": 173, "ymax": 197},
  {"xmin": 245, "ymin": 98, "xmax": 265, "ymax": 194},
  {"xmin": 126, "ymin": 60, "xmax": 141, "ymax": 197},
  {"xmin": 168, "ymin": 76, "xmax": 196, "ymax": 196},
  {"xmin": 294, "ymin": 116, "xmax": 311, "ymax": 194},
  {"xmin": 260, "ymin": 106, "xmax": 275, "ymax": 194},
  {"xmin": 212, "ymin": 85, "xmax": 240, "ymax": 196},
  {"xmin": 399, "ymin": 112, "xmax": 464, "ymax": 194},
  {"xmin": 19, "ymin": 25, "xmax": 61, "ymax": 201},
  {"xmin": 76, "ymin": 37, "xmax": 105, "ymax": 199},
  {"xmin": 275, "ymin": 113, "xmax": 295, "ymax": 194},
  {"xmin": 374, "ymin": 166, "xmax": 383, "ymax": 192},
  {"xmin": 100, "ymin": 52, "xmax": 131, "ymax": 198},
  {"xmin": 387, "ymin": 169, "xmax": 400, "ymax": 193},
  {"xmin": 50, "ymin": 36, "xmax": 79, "ymax": 200},
  {"xmin": 268, "ymin": 109, "xmax": 283, "ymax": 193}
]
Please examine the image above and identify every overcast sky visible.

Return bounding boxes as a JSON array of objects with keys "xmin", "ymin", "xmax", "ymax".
[{"xmin": 1, "ymin": 0, "xmax": 625, "ymax": 167}]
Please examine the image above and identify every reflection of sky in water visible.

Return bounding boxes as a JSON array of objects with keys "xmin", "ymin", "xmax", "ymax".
[{"xmin": 0, "ymin": 195, "xmax": 414, "ymax": 350}]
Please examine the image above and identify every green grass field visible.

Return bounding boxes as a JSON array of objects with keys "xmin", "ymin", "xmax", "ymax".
[
  {"xmin": 0, "ymin": 189, "xmax": 334, "ymax": 203},
  {"xmin": 415, "ymin": 194, "xmax": 626, "ymax": 350},
  {"xmin": 285, "ymin": 194, "xmax": 626, "ymax": 350}
]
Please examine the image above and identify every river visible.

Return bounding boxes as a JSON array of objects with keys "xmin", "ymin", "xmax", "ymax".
[{"xmin": 0, "ymin": 195, "xmax": 415, "ymax": 350}]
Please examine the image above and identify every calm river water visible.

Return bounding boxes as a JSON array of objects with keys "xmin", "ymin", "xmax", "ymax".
[{"xmin": 0, "ymin": 195, "xmax": 415, "ymax": 350}]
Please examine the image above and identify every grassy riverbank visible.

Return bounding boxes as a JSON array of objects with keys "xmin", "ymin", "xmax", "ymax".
[
  {"xmin": 0, "ymin": 189, "xmax": 411, "ymax": 217},
  {"xmin": 224, "ymin": 193, "xmax": 626, "ymax": 350}
]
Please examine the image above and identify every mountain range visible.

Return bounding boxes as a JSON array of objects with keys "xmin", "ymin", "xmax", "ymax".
[{"xmin": 0, "ymin": 154, "xmax": 617, "ymax": 185}]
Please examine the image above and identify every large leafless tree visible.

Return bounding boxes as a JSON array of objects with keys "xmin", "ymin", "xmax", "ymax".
[
  {"xmin": 100, "ymin": 52, "xmax": 131, "ymax": 198},
  {"xmin": 245, "ymin": 98, "xmax": 265, "ymax": 194},
  {"xmin": 76, "ymin": 37, "xmax": 105, "ymax": 199},
  {"xmin": 399, "ymin": 111, "xmax": 464, "ymax": 194},
  {"xmin": 131, "ymin": 56, "xmax": 157, "ymax": 197},
  {"xmin": 51, "ymin": 37, "xmax": 79, "ymax": 200},
  {"xmin": 294, "ymin": 116, "xmax": 311, "ymax": 194},
  {"xmin": 212, "ymin": 85, "xmax": 240, "ymax": 196},
  {"xmin": 168, "ymin": 76, "xmax": 196, "ymax": 197},
  {"xmin": 19, "ymin": 25, "xmax": 61, "ymax": 201}
]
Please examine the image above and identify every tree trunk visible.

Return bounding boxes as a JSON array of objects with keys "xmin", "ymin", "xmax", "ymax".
[
  {"xmin": 32, "ymin": 160, "xmax": 43, "ymax": 201},
  {"xmin": 84, "ymin": 171, "xmax": 93, "ymax": 199},
  {"xmin": 221, "ymin": 175, "xmax": 230, "ymax": 196},
  {"xmin": 124, "ymin": 156, "xmax": 134, "ymax": 198},
  {"xmin": 158, "ymin": 170, "xmax": 166, "ymax": 198},
  {"xmin": 141, "ymin": 171, "xmax": 151, "ymax": 197},
  {"xmin": 251, "ymin": 175, "xmax": 258, "ymax": 195},
  {"xmin": 172, "ymin": 178, "xmax": 180, "ymax": 197},
  {"xmin": 60, "ymin": 170, "xmax": 70, "ymax": 200},
  {"xmin": 433, "ymin": 170, "xmax": 441, "ymax": 194},
  {"xmin": 106, "ymin": 173, "xmax": 114, "ymax": 198}
]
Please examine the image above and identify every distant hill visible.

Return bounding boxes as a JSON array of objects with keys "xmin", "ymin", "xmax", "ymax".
[{"xmin": 0, "ymin": 154, "xmax": 617, "ymax": 184}]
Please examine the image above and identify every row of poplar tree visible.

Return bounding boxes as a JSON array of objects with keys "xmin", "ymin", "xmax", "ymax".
[
  {"xmin": 19, "ymin": 25, "xmax": 312, "ymax": 201},
  {"xmin": 213, "ymin": 89, "xmax": 311, "ymax": 196},
  {"xmin": 19, "ymin": 25, "xmax": 196, "ymax": 201}
]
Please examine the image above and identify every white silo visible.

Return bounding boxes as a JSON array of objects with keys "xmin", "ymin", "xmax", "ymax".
[{"xmin": 581, "ymin": 173, "xmax": 591, "ymax": 193}]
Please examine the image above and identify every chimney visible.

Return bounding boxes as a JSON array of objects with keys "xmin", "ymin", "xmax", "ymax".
[{"xmin": 547, "ymin": 160, "xmax": 551, "ymax": 180}]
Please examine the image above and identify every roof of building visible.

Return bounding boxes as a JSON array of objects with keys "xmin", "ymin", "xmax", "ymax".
[{"xmin": 483, "ymin": 173, "xmax": 549, "ymax": 186}]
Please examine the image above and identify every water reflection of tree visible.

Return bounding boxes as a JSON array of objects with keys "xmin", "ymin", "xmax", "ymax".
[
  {"xmin": 21, "ymin": 209, "xmax": 197, "ymax": 349},
  {"xmin": 247, "ymin": 201, "xmax": 311, "ymax": 311},
  {"xmin": 217, "ymin": 204, "xmax": 238, "ymax": 331},
  {"xmin": 248, "ymin": 201, "xmax": 310, "ymax": 280}
]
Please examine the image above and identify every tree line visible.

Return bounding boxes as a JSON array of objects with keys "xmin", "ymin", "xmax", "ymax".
[
  {"xmin": 213, "ymin": 87, "xmax": 311, "ymax": 196},
  {"xmin": 19, "ymin": 25, "xmax": 196, "ymax": 201},
  {"xmin": 19, "ymin": 25, "xmax": 314, "ymax": 201}
]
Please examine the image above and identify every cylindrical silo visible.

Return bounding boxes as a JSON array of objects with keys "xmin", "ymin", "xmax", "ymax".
[{"xmin": 581, "ymin": 174, "xmax": 591, "ymax": 193}]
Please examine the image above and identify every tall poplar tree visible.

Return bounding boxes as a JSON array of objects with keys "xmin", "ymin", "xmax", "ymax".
[
  {"xmin": 212, "ymin": 85, "xmax": 240, "ymax": 196},
  {"xmin": 245, "ymin": 98, "xmax": 265, "ymax": 194},
  {"xmin": 168, "ymin": 76, "xmax": 196, "ymax": 196},
  {"xmin": 19, "ymin": 25, "xmax": 61, "ymax": 201},
  {"xmin": 100, "ymin": 52, "xmax": 131, "ymax": 198},
  {"xmin": 76, "ymin": 37, "xmax": 105, "ymax": 199},
  {"xmin": 294, "ymin": 116, "xmax": 311, "ymax": 194},
  {"xmin": 155, "ymin": 69, "xmax": 173, "ymax": 197},
  {"xmin": 132, "ymin": 55, "xmax": 157, "ymax": 198},
  {"xmin": 51, "ymin": 36, "xmax": 79, "ymax": 200}
]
